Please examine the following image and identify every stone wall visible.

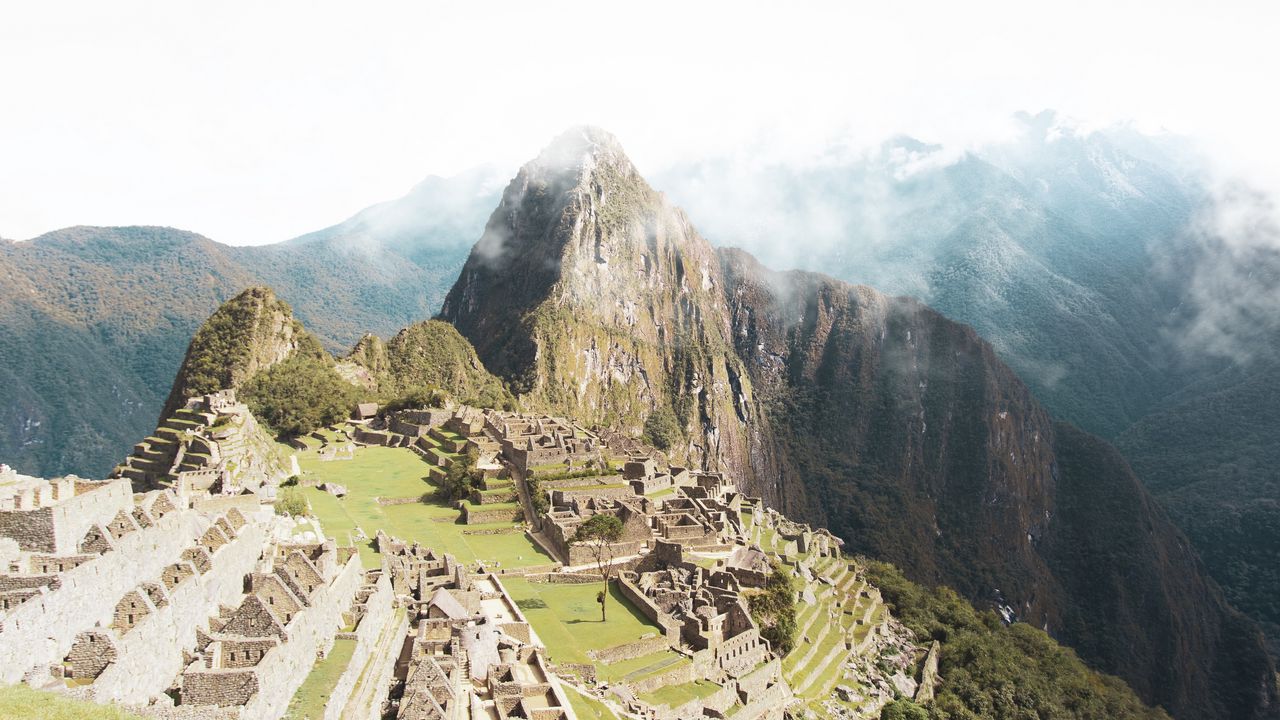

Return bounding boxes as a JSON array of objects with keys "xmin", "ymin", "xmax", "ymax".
[
  {"xmin": 629, "ymin": 659, "xmax": 693, "ymax": 694},
  {"xmin": 0, "ymin": 480, "xmax": 133, "ymax": 554},
  {"xmin": 587, "ymin": 635, "xmax": 668, "ymax": 664},
  {"xmin": 732, "ymin": 675, "xmax": 792, "ymax": 720},
  {"xmin": 0, "ymin": 506, "xmax": 208, "ymax": 683},
  {"xmin": 550, "ymin": 486, "xmax": 636, "ymax": 504},
  {"xmin": 461, "ymin": 504, "xmax": 522, "ymax": 524},
  {"xmin": 323, "ymin": 572, "xmax": 394, "ymax": 720},
  {"xmin": 616, "ymin": 577, "xmax": 681, "ymax": 645},
  {"xmin": 91, "ymin": 517, "xmax": 268, "ymax": 704},
  {"xmin": 237, "ymin": 554, "xmax": 363, "ymax": 720}
]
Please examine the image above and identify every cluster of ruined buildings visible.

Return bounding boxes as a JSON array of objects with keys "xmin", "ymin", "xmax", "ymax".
[
  {"xmin": 0, "ymin": 453, "xmax": 385, "ymax": 719},
  {"xmin": 376, "ymin": 532, "xmax": 578, "ymax": 720},
  {"xmin": 112, "ymin": 390, "xmax": 289, "ymax": 498},
  {"xmin": 346, "ymin": 403, "xmax": 855, "ymax": 718},
  {"xmin": 0, "ymin": 394, "xmax": 909, "ymax": 720}
]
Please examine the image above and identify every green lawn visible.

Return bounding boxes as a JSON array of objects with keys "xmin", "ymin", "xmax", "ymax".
[
  {"xmin": 293, "ymin": 445, "xmax": 551, "ymax": 569},
  {"xmin": 500, "ymin": 577, "xmax": 665, "ymax": 666},
  {"xmin": 283, "ymin": 637, "xmax": 356, "ymax": 719},
  {"xmin": 639, "ymin": 679, "xmax": 723, "ymax": 708},
  {"xmin": 0, "ymin": 685, "xmax": 145, "ymax": 719},
  {"xmin": 562, "ymin": 683, "xmax": 621, "ymax": 720}
]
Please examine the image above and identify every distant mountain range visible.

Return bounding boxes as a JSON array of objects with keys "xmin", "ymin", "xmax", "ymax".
[
  {"xmin": 2, "ymin": 113, "xmax": 1278, "ymax": 669},
  {"xmin": 0, "ymin": 167, "xmax": 501, "ymax": 480}
]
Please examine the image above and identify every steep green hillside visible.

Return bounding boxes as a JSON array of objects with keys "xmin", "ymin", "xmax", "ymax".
[
  {"xmin": 0, "ymin": 227, "xmax": 257, "ymax": 477},
  {"xmin": 1118, "ymin": 358, "xmax": 1280, "ymax": 655},
  {"xmin": 439, "ymin": 127, "xmax": 755, "ymax": 474},
  {"xmin": 0, "ymin": 170, "xmax": 499, "ymax": 478},
  {"xmin": 866, "ymin": 561, "xmax": 1170, "ymax": 720},
  {"xmin": 162, "ymin": 287, "xmax": 325, "ymax": 418}
]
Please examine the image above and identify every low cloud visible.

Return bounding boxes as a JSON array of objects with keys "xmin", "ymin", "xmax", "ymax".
[{"xmin": 1163, "ymin": 181, "xmax": 1280, "ymax": 364}]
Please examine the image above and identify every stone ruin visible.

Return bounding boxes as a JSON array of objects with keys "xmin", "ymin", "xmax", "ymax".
[
  {"xmin": 112, "ymin": 390, "xmax": 289, "ymax": 499},
  {"xmin": 486, "ymin": 412, "xmax": 604, "ymax": 473},
  {"xmin": 0, "ymin": 460, "xmax": 376, "ymax": 720},
  {"xmin": 373, "ymin": 532, "xmax": 577, "ymax": 720}
]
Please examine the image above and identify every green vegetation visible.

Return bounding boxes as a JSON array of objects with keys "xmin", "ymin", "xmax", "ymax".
[
  {"xmin": 525, "ymin": 474, "xmax": 550, "ymax": 515},
  {"xmin": 562, "ymin": 683, "xmax": 621, "ymax": 720},
  {"xmin": 372, "ymin": 320, "xmax": 515, "ymax": 410},
  {"xmin": 529, "ymin": 463, "xmax": 613, "ymax": 482},
  {"xmin": 164, "ymin": 287, "xmax": 330, "ymax": 419},
  {"xmin": 572, "ymin": 514, "xmax": 625, "ymax": 620},
  {"xmin": 746, "ymin": 561, "xmax": 798, "ymax": 654},
  {"xmin": 638, "ymin": 679, "xmax": 722, "ymax": 708},
  {"xmin": 500, "ymin": 577, "xmax": 664, "ymax": 665},
  {"xmin": 242, "ymin": 355, "xmax": 360, "ymax": 436},
  {"xmin": 641, "ymin": 406, "xmax": 679, "ymax": 451},
  {"xmin": 1117, "ymin": 358, "xmax": 1280, "ymax": 654},
  {"xmin": 295, "ymin": 445, "xmax": 550, "ymax": 569},
  {"xmin": 435, "ymin": 447, "xmax": 482, "ymax": 501},
  {"xmin": 284, "ymin": 637, "xmax": 356, "ymax": 719},
  {"xmin": 881, "ymin": 699, "xmax": 930, "ymax": 720},
  {"xmin": 0, "ymin": 684, "xmax": 146, "ymax": 719},
  {"xmin": 381, "ymin": 385, "xmax": 448, "ymax": 414},
  {"xmin": 276, "ymin": 486, "xmax": 308, "ymax": 517},
  {"xmin": 864, "ymin": 561, "xmax": 1169, "ymax": 720}
]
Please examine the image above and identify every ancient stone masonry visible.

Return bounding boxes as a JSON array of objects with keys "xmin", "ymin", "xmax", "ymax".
[
  {"xmin": 485, "ymin": 412, "xmax": 604, "ymax": 473},
  {"xmin": 112, "ymin": 390, "xmax": 289, "ymax": 499},
  {"xmin": 89, "ymin": 507, "xmax": 269, "ymax": 705},
  {"xmin": 617, "ymin": 540, "xmax": 777, "ymax": 689},
  {"xmin": 0, "ymin": 401, "xmax": 927, "ymax": 719},
  {"xmin": 378, "ymin": 534, "xmax": 579, "ymax": 720},
  {"xmin": 0, "ymin": 473, "xmax": 133, "ymax": 556},
  {"xmin": 323, "ymin": 569, "xmax": 403, "ymax": 720},
  {"xmin": 0, "ymin": 477, "xmax": 232, "ymax": 685},
  {"xmin": 179, "ymin": 541, "xmax": 363, "ymax": 719}
]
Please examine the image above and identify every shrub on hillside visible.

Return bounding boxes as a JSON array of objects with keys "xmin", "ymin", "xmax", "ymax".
[
  {"xmin": 436, "ymin": 447, "xmax": 482, "ymax": 502},
  {"xmin": 275, "ymin": 487, "xmax": 307, "ymax": 517},
  {"xmin": 642, "ymin": 407, "xmax": 680, "ymax": 450},
  {"xmin": 864, "ymin": 561, "xmax": 1170, "ymax": 720},
  {"xmin": 747, "ymin": 561, "xmax": 798, "ymax": 654},
  {"xmin": 242, "ymin": 356, "xmax": 360, "ymax": 436},
  {"xmin": 382, "ymin": 385, "xmax": 449, "ymax": 413}
]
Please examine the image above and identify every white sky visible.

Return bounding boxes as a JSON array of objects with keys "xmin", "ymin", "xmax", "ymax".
[{"xmin": 1, "ymin": 0, "xmax": 1276, "ymax": 245}]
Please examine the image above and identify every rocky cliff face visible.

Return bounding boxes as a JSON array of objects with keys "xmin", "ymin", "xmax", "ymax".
[
  {"xmin": 718, "ymin": 248, "xmax": 1277, "ymax": 719},
  {"xmin": 161, "ymin": 287, "xmax": 321, "ymax": 417},
  {"xmin": 439, "ymin": 127, "xmax": 756, "ymax": 473},
  {"xmin": 439, "ymin": 129, "xmax": 1278, "ymax": 720}
]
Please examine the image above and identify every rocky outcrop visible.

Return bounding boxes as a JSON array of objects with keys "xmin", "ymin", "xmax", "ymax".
[
  {"xmin": 718, "ymin": 248, "xmax": 1278, "ymax": 719},
  {"xmin": 354, "ymin": 320, "xmax": 510, "ymax": 406},
  {"xmin": 439, "ymin": 127, "xmax": 756, "ymax": 474},
  {"xmin": 161, "ymin": 287, "xmax": 323, "ymax": 419}
]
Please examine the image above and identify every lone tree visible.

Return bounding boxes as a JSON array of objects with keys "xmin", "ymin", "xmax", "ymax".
[
  {"xmin": 435, "ymin": 447, "xmax": 482, "ymax": 502},
  {"xmin": 572, "ymin": 514, "xmax": 624, "ymax": 621}
]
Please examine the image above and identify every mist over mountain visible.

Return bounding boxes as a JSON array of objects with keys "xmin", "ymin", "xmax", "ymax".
[
  {"xmin": 435, "ymin": 126, "xmax": 1277, "ymax": 719},
  {"xmin": 3, "ymin": 114, "xmax": 1278, "ymax": 670},
  {"xmin": 652, "ymin": 112, "xmax": 1280, "ymax": 655}
]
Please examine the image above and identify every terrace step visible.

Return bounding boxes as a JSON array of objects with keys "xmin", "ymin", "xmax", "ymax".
[
  {"xmin": 794, "ymin": 633, "xmax": 852, "ymax": 697},
  {"xmin": 623, "ymin": 654, "xmax": 686, "ymax": 683},
  {"xmin": 786, "ymin": 606, "xmax": 834, "ymax": 676}
]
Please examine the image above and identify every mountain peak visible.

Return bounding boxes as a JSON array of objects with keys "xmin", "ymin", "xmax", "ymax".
[
  {"xmin": 525, "ymin": 126, "xmax": 638, "ymax": 187},
  {"xmin": 161, "ymin": 286, "xmax": 321, "ymax": 419}
]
